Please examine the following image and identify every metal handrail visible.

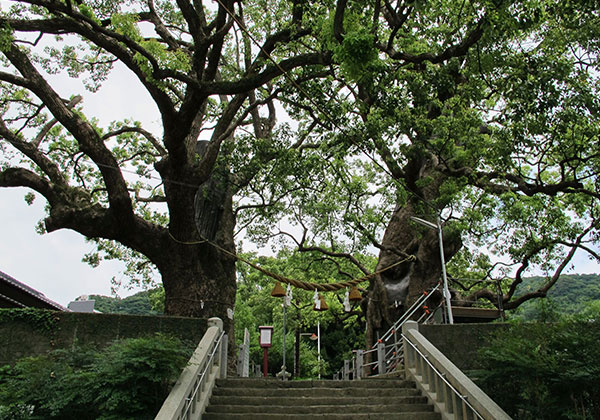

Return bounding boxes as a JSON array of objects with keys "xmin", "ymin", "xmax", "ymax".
[
  {"xmin": 181, "ymin": 330, "xmax": 225, "ymax": 419},
  {"xmin": 375, "ymin": 284, "xmax": 441, "ymax": 347},
  {"xmin": 416, "ymin": 301, "xmax": 442, "ymax": 324},
  {"xmin": 335, "ymin": 284, "xmax": 442, "ymax": 380},
  {"xmin": 403, "ymin": 333, "xmax": 484, "ymax": 420}
]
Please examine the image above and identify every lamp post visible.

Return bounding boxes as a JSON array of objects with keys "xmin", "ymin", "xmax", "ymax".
[
  {"xmin": 296, "ymin": 330, "xmax": 318, "ymax": 377},
  {"xmin": 271, "ymin": 281, "xmax": 290, "ymax": 380},
  {"xmin": 258, "ymin": 325, "xmax": 273, "ymax": 377},
  {"xmin": 280, "ymin": 301, "xmax": 288, "ymax": 379},
  {"xmin": 316, "ymin": 321, "xmax": 321, "ymax": 379},
  {"xmin": 410, "ymin": 215, "xmax": 454, "ymax": 324}
]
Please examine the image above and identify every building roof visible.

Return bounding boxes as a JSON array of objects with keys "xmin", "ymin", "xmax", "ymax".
[
  {"xmin": 0, "ymin": 270, "xmax": 68, "ymax": 311},
  {"xmin": 451, "ymin": 306, "xmax": 502, "ymax": 323},
  {"xmin": 67, "ymin": 300, "xmax": 96, "ymax": 313}
]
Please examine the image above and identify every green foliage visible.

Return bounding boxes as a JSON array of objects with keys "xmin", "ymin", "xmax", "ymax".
[
  {"xmin": 234, "ymin": 248, "xmax": 369, "ymax": 378},
  {"xmin": 476, "ymin": 308, "xmax": 600, "ymax": 419},
  {"xmin": 148, "ymin": 287, "xmax": 165, "ymax": 314},
  {"xmin": 110, "ymin": 13, "xmax": 142, "ymax": 42},
  {"xmin": 0, "ymin": 23, "xmax": 13, "ymax": 52},
  {"xmin": 334, "ymin": 29, "xmax": 381, "ymax": 82},
  {"xmin": 89, "ymin": 290, "xmax": 160, "ymax": 315},
  {"xmin": 0, "ymin": 309, "xmax": 58, "ymax": 334},
  {"xmin": 0, "ymin": 334, "xmax": 193, "ymax": 420}
]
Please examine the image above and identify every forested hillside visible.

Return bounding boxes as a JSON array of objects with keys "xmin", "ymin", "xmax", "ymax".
[
  {"xmin": 513, "ymin": 274, "xmax": 600, "ymax": 319},
  {"xmin": 89, "ymin": 291, "xmax": 158, "ymax": 315}
]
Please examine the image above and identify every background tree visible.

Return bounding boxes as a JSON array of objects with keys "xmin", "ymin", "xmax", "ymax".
[
  {"xmin": 476, "ymin": 305, "xmax": 600, "ymax": 419},
  {"xmin": 0, "ymin": 0, "xmax": 332, "ymax": 333},
  {"xmin": 89, "ymin": 291, "xmax": 159, "ymax": 315},
  {"xmin": 0, "ymin": 334, "xmax": 194, "ymax": 419},
  {"xmin": 234, "ymin": 248, "xmax": 369, "ymax": 378},
  {"xmin": 250, "ymin": 0, "xmax": 600, "ymax": 346}
]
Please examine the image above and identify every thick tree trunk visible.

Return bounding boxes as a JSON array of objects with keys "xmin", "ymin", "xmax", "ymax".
[
  {"xmin": 365, "ymin": 155, "xmax": 462, "ymax": 347},
  {"xmin": 159, "ymin": 239, "xmax": 237, "ymax": 328},
  {"xmin": 156, "ymin": 168, "xmax": 238, "ymax": 340},
  {"xmin": 366, "ymin": 203, "xmax": 461, "ymax": 347}
]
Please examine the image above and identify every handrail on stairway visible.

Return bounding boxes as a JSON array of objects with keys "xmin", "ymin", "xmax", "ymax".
[
  {"xmin": 375, "ymin": 283, "xmax": 441, "ymax": 348},
  {"xmin": 402, "ymin": 321, "xmax": 512, "ymax": 420},
  {"xmin": 334, "ymin": 284, "xmax": 442, "ymax": 380},
  {"xmin": 155, "ymin": 317, "xmax": 228, "ymax": 420}
]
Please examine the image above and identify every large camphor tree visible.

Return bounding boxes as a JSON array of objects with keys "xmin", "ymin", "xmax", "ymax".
[
  {"xmin": 0, "ymin": 0, "xmax": 332, "ymax": 331},
  {"xmin": 1, "ymin": 0, "xmax": 599, "ymax": 351},
  {"xmin": 251, "ymin": 0, "xmax": 600, "ymax": 346}
]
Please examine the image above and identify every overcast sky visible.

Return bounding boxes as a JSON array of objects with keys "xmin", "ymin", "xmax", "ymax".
[
  {"xmin": 0, "ymin": 188, "xmax": 136, "ymax": 306},
  {"xmin": 0, "ymin": 57, "xmax": 161, "ymax": 306}
]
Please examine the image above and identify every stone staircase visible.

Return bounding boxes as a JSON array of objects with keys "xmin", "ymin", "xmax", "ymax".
[{"xmin": 203, "ymin": 378, "xmax": 440, "ymax": 419}]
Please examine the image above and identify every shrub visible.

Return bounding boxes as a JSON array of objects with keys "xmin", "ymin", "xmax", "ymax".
[
  {"xmin": 476, "ymin": 314, "xmax": 600, "ymax": 420},
  {"xmin": 0, "ymin": 334, "xmax": 193, "ymax": 420}
]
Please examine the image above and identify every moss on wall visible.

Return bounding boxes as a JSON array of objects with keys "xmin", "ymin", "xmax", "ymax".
[
  {"xmin": 418, "ymin": 323, "xmax": 511, "ymax": 372},
  {"xmin": 0, "ymin": 309, "xmax": 208, "ymax": 365}
]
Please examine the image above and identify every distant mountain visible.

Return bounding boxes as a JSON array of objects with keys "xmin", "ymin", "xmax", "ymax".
[
  {"xmin": 513, "ymin": 274, "xmax": 600, "ymax": 319},
  {"xmin": 84, "ymin": 274, "xmax": 599, "ymax": 318},
  {"xmin": 89, "ymin": 290, "xmax": 159, "ymax": 315}
]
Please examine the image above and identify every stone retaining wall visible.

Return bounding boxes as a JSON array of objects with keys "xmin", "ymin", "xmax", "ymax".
[
  {"xmin": 418, "ymin": 323, "xmax": 509, "ymax": 371},
  {"xmin": 0, "ymin": 309, "xmax": 207, "ymax": 365}
]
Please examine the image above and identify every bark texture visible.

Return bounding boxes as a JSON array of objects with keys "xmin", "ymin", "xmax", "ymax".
[{"xmin": 365, "ymin": 156, "xmax": 462, "ymax": 347}]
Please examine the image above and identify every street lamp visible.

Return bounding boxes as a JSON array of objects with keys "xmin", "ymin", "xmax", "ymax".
[
  {"xmin": 258, "ymin": 325, "xmax": 273, "ymax": 377},
  {"xmin": 296, "ymin": 331, "xmax": 318, "ymax": 377},
  {"xmin": 410, "ymin": 215, "xmax": 454, "ymax": 324}
]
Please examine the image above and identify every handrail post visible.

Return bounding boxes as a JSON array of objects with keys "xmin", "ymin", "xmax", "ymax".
[
  {"xmin": 236, "ymin": 328, "xmax": 249, "ymax": 377},
  {"xmin": 356, "ymin": 350, "xmax": 363, "ymax": 380},
  {"xmin": 208, "ymin": 318, "xmax": 227, "ymax": 379},
  {"xmin": 156, "ymin": 317, "xmax": 226, "ymax": 420},
  {"xmin": 220, "ymin": 334, "xmax": 228, "ymax": 379},
  {"xmin": 403, "ymin": 321, "xmax": 418, "ymax": 381},
  {"xmin": 343, "ymin": 359, "xmax": 350, "ymax": 380},
  {"xmin": 377, "ymin": 342, "xmax": 385, "ymax": 374}
]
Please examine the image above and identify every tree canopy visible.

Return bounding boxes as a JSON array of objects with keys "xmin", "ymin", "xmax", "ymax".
[
  {"xmin": 0, "ymin": 0, "xmax": 333, "ymax": 332},
  {"xmin": 0, "ymin": 0, "xmax": 599, "ymax": 347},
  {"xmin": 239, "ymin": 0, "xmax": 600, "ymax": 343},
  {"xmin": 89, "ymin": 291, "xmax": 159, "ymax": 315}
]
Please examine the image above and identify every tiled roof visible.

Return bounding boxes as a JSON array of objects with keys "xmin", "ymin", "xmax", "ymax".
[{"xmin": 0, "ymin": 270, "xmax": 68, "ymax": 311}]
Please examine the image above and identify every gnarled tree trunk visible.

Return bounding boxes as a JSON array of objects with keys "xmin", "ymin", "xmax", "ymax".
[
  {"xmin": 366, "ymin": 157, "xmax": 462, "ymax": 348},
  {"xmin": 155, "ymin": 168, "xmax": 238, "ymax": 337}
]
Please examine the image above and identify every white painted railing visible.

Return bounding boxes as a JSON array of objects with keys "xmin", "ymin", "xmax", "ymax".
[
  {"xmin": 236, "ymin": 327, "xmax": 250, "ymax": 377},
  {"xmin": 334, "ymin": 285, "xmax": 442, "ymax": 380},
  {"xmin": 402, "ymin": 321, "xmax": 511, "ymax": 420},
  {"xmin": 155, "ymin": 317, "xmax": 228, "ymax": 420}
]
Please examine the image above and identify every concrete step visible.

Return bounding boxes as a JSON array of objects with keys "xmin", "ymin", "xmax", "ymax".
[
  {"xmin": 206, "ymin": 402, "xmax": 433, "ymax": 414},
  {"xmin": 203, "ymin": 413, "xmax": 441, "ymax": 420},
  {"xmin": 205, "ymin": 379, "xmax": 441, "ymax": 420},
  {"xmin": 215, "ymin": 378, "xmax": 415, "ymax": 389},
  {"xmin": 208, "ymin": 395, "xmax": 426, "ymax": 406},
  {"xmin": 211, "ymin": 386, "xmax": 421, "ymax": 397}
]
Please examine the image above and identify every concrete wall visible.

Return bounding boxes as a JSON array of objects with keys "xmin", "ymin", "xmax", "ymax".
[
  {"xmin": 0, "ymin": 309, "xmax": 208, "ymax": 366},
  {"xmin": 418, "ymin": 323, "xmax": 510, "ymax": 371}
]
